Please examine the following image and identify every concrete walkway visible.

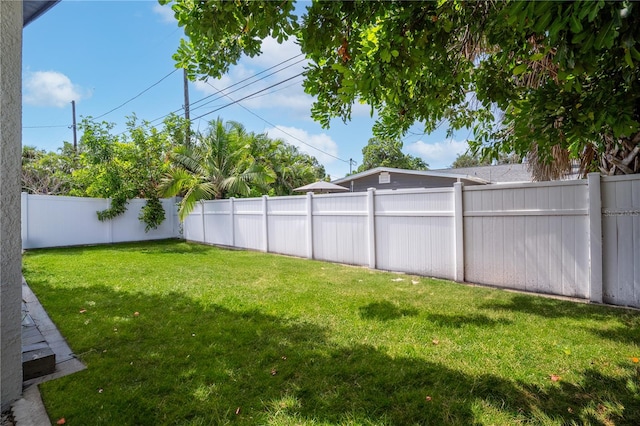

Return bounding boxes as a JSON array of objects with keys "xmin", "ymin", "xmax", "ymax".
[{"xmin": 12, "ymin": 279, "xmax": 86, "ymax": 425}]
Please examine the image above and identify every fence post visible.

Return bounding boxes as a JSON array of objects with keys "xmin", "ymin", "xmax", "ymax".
[
  {"xmin": 173, "ymin": 197, "xmax": 181, "ymax": 239},
  {"xmin": 306, "ymin": 192, "xmax": 313, "ymax": 259},
  {"xmin": 367, "ymin": 187, "xmax": 376, "ymax": 269},
  {"xmin": 200, "ymin": 201, "xmax": 206, "ymax": 244},
  {"xmin": 21, "ymin": 192, "xmax": 28, "ymax": 250},
  {"xmin": 587, "ymin": 173, "xmax": 603, "ymax": 303},
  {"xmin": 453, "ymin": 182, "xmax": 465, "ymax": 282},
  {"xmin": 107, "ymin": 198, "xmax": 114, "ymax": 244},
  {"xmin": 262, "ymin": 195, "xmax": 269, "ymax": 253},
  {"xmin": 229, "ymin": 197, "xmax": 235, "ymax": 247}
]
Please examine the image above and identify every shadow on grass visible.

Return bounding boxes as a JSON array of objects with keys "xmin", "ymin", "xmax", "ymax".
[
  {"xmin": 481, "ymin": 295, "xmax": 640, "ymax": 345},
  {"xmin": 359, "ymin": 301, "xmax": 419, "ymax": 321},
  {"xmin": 28, "ymin": 278, "xmax": 640, "ymax": 426}
]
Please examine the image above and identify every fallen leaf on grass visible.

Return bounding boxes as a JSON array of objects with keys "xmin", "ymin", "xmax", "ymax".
[
  {"xmin": 550, "ymin": 374, "xmax": 561, "ymax": 382},
  {"xmin": 271, "ymin": 369, "xmax": 277, "ymax": 376},
  {"xmin": 432, "ymin": 339, "xmax": 439, "ymax": 345},
  {"xmin": 235, "ymin": 407, "xmax": 241, "ymax": 415},
  {"xmin": 133, "ymin": 311, "xmax": 139, "ymax": 317},
  {"xmin": 56, "ymin": 418, "xmax": 66, "ymax": 425},
  {"xmin": 411, "ymin": 280, "xmax": 419, "ymax": 285},
  {"xmin": 425, "ymin": 396, "xmax": 432, "ymax": 402},
  {"xmin": 391, "ymin": 278, "xmax": 404, "ymax": 282},
  {"xmin": 79, "ymin": 309, "xmax": 87, "ymax": 314}
]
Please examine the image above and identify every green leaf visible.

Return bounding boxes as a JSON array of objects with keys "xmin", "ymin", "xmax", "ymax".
[
  {"xmin": 594, "ymin": 20, "xmax": 614, "ymax": 50},
  {"xmin": 570, "ymin": 16, "xmax": 583, "ymax": 33},
  {"xmin": 513, "ymin": 63, "xmax": 528, "ymax": 75},
  {"xmin": 624, "ymin": 49, "xmax": 634, "ymax": 67}
]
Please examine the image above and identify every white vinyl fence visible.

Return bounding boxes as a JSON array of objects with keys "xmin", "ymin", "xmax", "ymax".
[
  {"xmin": 601, "ymin": 175, "xmax": 640, "ymax": 307},
  {"xmin": 184, "ymin": 173, "xmax": 640, "ymax": 309},
  {"xmin": 21, "ymin": 193, "xmax": 180, "ymax": 249},
  {"xmin": 463, "ymin": 179, "xmax": 592, "ymax": 299}
]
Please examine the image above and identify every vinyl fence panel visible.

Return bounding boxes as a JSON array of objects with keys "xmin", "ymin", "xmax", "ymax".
[
  {"xmin": 267, "ymin": 196, "xmax": 307, "ymax": 257},
  {"xmin": 22, "ymin": 194, "xmax": 110, "ymax": 248},
  {"xmin": 21, "ymin": 194, "xmax": 180, "ymax": 249},
  {"xmin": 183, "ymin": 203, "xmax": 205, "ymax": 243},
  {"xmin": 111, "ymin": 198, "xmax": 178, "ymax": 242},
  {"xmin": 463, "ymin": 181, "xmax": 590, "ymax": 298},
  {"xmin": 375, "ymin": 188, "xmax": 456, "ymax": 279},
  {"xmin": 202, "ymin": 200, "xmax": 233, "ymax": 246},
  {"xmin": 601, "ymin": 175, "xmax": 640, "ymax": 307},
  {"xmin": 233, "ymin": 198, "xmax": 264, "ymax": 251},
  {"xmin": 312, "ymin": 193, "xmax": 369, "ymax": 266}
]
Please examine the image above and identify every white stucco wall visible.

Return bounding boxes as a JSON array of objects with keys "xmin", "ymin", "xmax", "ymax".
[{"xmin": 0, "ymin": 0, "xmax": 24, "ymax": 409}]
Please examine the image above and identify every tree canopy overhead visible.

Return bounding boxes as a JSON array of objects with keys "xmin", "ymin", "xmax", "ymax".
[{"xmin": 162, "ymin": 0, "xmax": 640, "ymax": 179}]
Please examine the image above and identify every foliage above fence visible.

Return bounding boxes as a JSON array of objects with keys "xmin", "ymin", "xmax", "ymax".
[{"xmin": 23, "ymin": 116, "xmax": 326, "ymax": 229}]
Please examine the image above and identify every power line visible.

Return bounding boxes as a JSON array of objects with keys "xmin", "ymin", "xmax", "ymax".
[
  {"xmin": 203, "ymin": 80, "xmax": 349, "ymax": 163},
  {"xmin": 93, "ymin": 68, "xmax": 180, "ymax": 119},
  {"xmin": 118, "ymin": 73, "xmax": 301, "ymax": 137},
  {"xmin": 190, "ymin": 72, "xmax": 304, "ymax": 121},
  {"xmin": 188, "ymin": 58, "xmax": 306, "ymax": 113},
  {"xmin": 189, "ymin": 54, "xmax": 304, "ymax": 109},
  {"xmin": 23, "ymin": 124, "xmax": 69, "ymax": 129},
  {"xmin": 114, "ymin": 70, "xmax": 350, "ymax": 164},
  {"xmin": 144, "ymin": 54, "xmax": 305, "ymax": 126},
  {"xmin": 243, "ymin": 78, "xmax": 304, "ymax": 100}
]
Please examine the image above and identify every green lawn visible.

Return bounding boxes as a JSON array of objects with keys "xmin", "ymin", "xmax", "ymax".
[{"xmin": 22, "ymin": 240, "xmax": 640, "ymax": 425}]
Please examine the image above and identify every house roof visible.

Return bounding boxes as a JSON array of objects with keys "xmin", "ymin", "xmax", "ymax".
[
  {"xmin": 433, "ymin": 163, "xmax": 533, "ymax": 183},
  {"xmin": 23, "ymin": 0, "xmax": 59, "ymax": 27},
  {"xmin": 332, "ymin": 167, "xmax": 489, "ymax": 186}
]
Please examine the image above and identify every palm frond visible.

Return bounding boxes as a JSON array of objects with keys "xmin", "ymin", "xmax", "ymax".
[
  {"xmin": 159, "ymin": 168, "xmax": 196, "ymax": 198},
  {"xmin": 178, "ymin": 181, "xmax": 216, "ymax": 221}
]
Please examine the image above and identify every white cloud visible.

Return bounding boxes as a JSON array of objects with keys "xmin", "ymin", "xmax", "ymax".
[
  {"xmin": 242, "ymin": 85, "xmax": 312, "ymax": 112},
  {"xmin": 251, "ymin": 37, "xmax": 305, "ymax": 68},
  {"xmin": 153, "ymin": 3, "xmax": 176, "ymax": 24},
  {"xmin": 265, "ymin": 126, "xmax": 339, "ymax": 165},
  {"xmin": 23, "ymin": 71, "xmax": 89, "ymax": 108},
  {"xmin": 406, "ymin": 139, "xmax": 470, "ymax": 169}
]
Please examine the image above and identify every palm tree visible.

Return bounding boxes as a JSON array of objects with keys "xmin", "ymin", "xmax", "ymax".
[
  {"xmin": 160, "ymin": 118, "xmax": 274, "ymax": 220},
  {"xmin": 270, "ymin": 143, "xmax": 325, "ymax": 195}
]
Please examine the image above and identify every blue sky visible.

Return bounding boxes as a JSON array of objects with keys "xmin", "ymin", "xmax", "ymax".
[{"xmin": 22, "ymin": 0, "xmax": 471, "ymax": 179}]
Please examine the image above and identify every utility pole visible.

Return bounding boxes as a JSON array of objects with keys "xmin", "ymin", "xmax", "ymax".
[
  {"xmin": 183, "ymin": 68, "xmax": 190, "ymax": 146},
  {"xmin": 349, "ymin": 158, "xmax": 356, "ymax": 174},
  {"xmin": 71, "ymin": 100, "xmax": 77, "ymax": 151}
]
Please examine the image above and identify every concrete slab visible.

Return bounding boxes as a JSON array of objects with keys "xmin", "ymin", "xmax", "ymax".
[
  {"xmin": 12, "ymin": 386, "xmax": 50, "ymax": 426},
  {"xmin": 12, "ymin": 279, "xmax": 87, "ymax": 425}
]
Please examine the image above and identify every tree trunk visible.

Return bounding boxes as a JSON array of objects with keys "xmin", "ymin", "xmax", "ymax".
[{"xmin": 597, "ymin": 134, "xmax": 640, "ymax": 176}]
